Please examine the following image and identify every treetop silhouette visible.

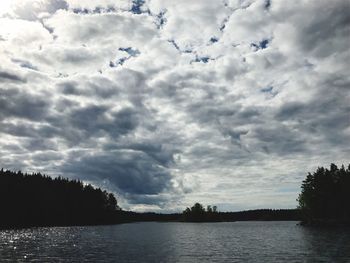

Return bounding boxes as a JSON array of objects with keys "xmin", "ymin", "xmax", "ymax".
[{"xmin": 298, "ymin": 163, "xmax": 350, "ymax": 225}]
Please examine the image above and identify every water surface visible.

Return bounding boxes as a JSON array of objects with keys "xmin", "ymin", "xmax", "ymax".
[{"xmin": 1, "ymin": 221, "xmax": 349, "ymax": 262}]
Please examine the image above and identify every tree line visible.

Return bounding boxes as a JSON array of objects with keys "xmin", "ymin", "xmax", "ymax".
[
  {"xmin": 0, "ymin": 169, "xmax": 120, "ymax": 228},
  {"xmin": 181, "ymin": 202, "xmax": 300, "ymax": 222},
  {"xmin": 298, "ymin": 163, "xmax": 350, "ymax": 225},
  {"xmin": 2, "ymin": 163, "xmax": 347, "ymax": 228}
]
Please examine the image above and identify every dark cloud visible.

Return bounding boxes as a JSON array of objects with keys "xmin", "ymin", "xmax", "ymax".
[
  {"xmin": 0, "ymin": 88, "xmax": 49, "ymax": 121},
  {"xmin": 124, "ymin": 193, "xmax": 171, "ymax": 207},
  {"xmin": 59, "ymin": 47, "xmax": 97, "ymax": 64},
  {"xmin": 236, "ymin": 108, "xmax": 261, "ymax": 119},
  {"xmin": 0, "ymin": 122, "xmax": 56, "ymax": 139},
  {"xmin": 11, "ymin": 59, "xmax": 39, "ymax": 71},
  {"xmin": 57, "ymin": 77, "xmax": 119, "ymax": 98},
  {"xmin": 32, "ymin": 151, "xmax": 63, "ymax": 163},
  {"xmin": 0, "ymin": 71, "xmax": 26, "ymax": 82},
  {"xmin": 252, "ymin": 125, "xmax": 306, "ymax": 155},
  {"xmin": 224, "ymin": 129, "xmax": 249, "ymax": 148},
  {"xmin": 86, "ymin": 78, "xmax": 120, "ymax": 98},
  {"xmin": 293, "ymin": 0, "xmax": 350, "ymax": 57},
  {"xmin": 275, "ymin": 91, "xmax": 350, "ymax": 148},
  {"xmin": 105, "ymin": 141, "xmax": 177, "ymax": 167},
  {"xmin": 22, "ymin": 137, "xmax": 58, "ymax": 151},
  {"xmin": 44, "ymin": 104, "xmax": 139, "ymax": 144},
  {"xmin": 276, "ymin": 102, "xmax": 304, "ymax": 120},
  {"xmin": 0, "ymin": 0, "xmax": 349, "ymax": 211},
  {"xmin": 61, "ymin": 150, "xmax": 173, "ymax": 195},
  {"xmin": 58, "ymin": 81, "xmax": 79, "ymax": 95},
  {"xmin": 12, "ymin": 0, "xmax": 68, "ymax": 20}
]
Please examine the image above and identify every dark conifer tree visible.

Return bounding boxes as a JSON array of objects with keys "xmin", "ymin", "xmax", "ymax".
[
  {"xmin": 298, "ymin": 163, "xmax": 350, "ymax": 223},
  {"xmin": 0, "ymin": 169, "xmax": 120, "ymax": 228}
]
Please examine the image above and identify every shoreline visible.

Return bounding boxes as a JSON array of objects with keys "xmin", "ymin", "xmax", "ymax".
[
  {"xmin": 1, "ymin": 219, "xmax": 303, "ymax": 231},
  {"xmin": 299, "ymin": 219, "xmax": 350, "ymax": 227}
]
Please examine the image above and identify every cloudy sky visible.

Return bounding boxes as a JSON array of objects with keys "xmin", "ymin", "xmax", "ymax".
[{"xmin": 0, "ymin": 0, "xmax": 349, "ymax": 212}]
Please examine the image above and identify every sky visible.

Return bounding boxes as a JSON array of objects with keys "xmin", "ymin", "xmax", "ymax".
[{"xmin": 0, "ymin": 0, "xmax": 349, "ymax": 212}]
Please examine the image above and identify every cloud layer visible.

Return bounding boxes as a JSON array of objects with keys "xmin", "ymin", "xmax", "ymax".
[{"xmin": 0, "ymin": 0, "xmax": 349, "ymax": 211}]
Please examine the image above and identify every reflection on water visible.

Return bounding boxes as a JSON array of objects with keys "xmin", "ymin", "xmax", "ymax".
[{"xmin": 1, "ymin": 221, "xmax": 349, "ymax": 262}]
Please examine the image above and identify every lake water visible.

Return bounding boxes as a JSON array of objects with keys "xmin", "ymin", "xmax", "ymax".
[{"xmin": 1, "ymin": 221, "xmax": 349, "ymax": 262}]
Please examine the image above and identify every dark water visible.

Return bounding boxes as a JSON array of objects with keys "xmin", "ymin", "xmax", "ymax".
[{"xmin": 1, "ymin": 221, "xmax": 349, "ymax": 262}]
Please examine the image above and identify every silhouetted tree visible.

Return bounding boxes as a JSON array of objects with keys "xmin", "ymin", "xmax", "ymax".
[
  {"xmin": 0, "ymin": 168, "xmax": 304, "ymax": 228},
  {"xmin": 207, "ymin": 205, "xmax": 212, "ymax": 213},
  {"xmin": 298, "ymin": 163, "xmax": 350, "ymax": 224},
  {"xmin": 182, "ymin": 203, "xmax": 300, "ymax": 222},
  {"xmin": 182, "ymin": 203, "xmax": 221, "ymax": 222},
  {"xmin": 0, "ymin": 169, "xmax": 121, "ymax": 228},
  {"xmin": 192, "ymin": 203, "xmax": 205, "ymax": 213}
]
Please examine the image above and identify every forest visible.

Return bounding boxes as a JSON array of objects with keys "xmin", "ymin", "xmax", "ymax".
[
  {"xmin": 0, "ymin": 169, "xmax": 119, "ymax": 228},
  {"xmin": 1, "ymin": 163, "xmax": 348, "ymax": 229},
  {"xmin": 181, "ymin": 202, "xmax": 300, "ymax": 222},
  {"xmin": 298, "ymin": 163, "xmax": 350, "ymax": 225},
  {"xmin": 0, "ymin": 169, "xmax": 301, "ymax": 228}
]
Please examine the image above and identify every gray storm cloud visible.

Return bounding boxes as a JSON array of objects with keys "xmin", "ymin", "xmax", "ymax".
[{"xmin": 0, "ymin": 0, "xmax": 349, "ymax": 212}]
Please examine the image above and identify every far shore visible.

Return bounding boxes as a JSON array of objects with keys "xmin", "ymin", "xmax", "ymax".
[{"xmin": 1, "ymin": 208, "xmax": 302, "ymax": 230}]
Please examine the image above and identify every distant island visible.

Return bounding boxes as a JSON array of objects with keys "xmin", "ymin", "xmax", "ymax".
[{"xmin": 0, "ymin": 163, "xmax": 349, "ymax": 229}]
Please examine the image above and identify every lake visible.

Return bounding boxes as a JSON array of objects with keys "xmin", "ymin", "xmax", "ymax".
[{"xmin": 1, "ymin": 221, "xmax": 349, "ymax": 262}]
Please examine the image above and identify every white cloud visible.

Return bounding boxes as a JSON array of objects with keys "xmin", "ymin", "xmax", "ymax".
[{"xmin": 0, "ymin": 0, "xmax": 349, "ymax": 212}]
